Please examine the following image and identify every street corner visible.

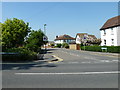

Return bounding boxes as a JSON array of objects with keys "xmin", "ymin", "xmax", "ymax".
[{"xmin": 47, "ymin": 55, "xmax": 63, "ymax": 63}]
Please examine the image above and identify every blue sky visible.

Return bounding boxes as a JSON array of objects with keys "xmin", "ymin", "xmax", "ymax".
[{"xmin": 2, "ymin": 2, "xmax": 118, "ymax": 41}]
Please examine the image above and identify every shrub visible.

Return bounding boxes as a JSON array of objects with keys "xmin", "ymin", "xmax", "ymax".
[
  {"xmin": 81, "ymin": 46, "xmax": 120, "ymax": 53},
  {"xmin": 62, "ymin": 43, "xmax": 69, "ymax": 48},
  {"xmin": 56, "ymin": 44, "xmax": 62, "ymax": 48},
  {"xmin": 50, "ymin": 43, "xmax": 54, "ymax": 47},
  {"xmin": 2, "ymin": 47, "xmax": 37, "ymax": 62}
]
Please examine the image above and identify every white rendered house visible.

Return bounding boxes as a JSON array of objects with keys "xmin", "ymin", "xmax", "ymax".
[
  {"xmin": 76, "ymin": 33, "xmax": 97, "ymax": 44},
  {"xmin": 100, "ymin": 16, "xmax": 120, "ymax": 46},
  {"xmin": 54, "ymin": 34, "xmax": 75, "ymax": 45}
]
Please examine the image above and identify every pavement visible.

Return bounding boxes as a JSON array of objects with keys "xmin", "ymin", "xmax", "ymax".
[{"xmin": 80, "ymin": 50, "xmax": 119, "ymax": 57}]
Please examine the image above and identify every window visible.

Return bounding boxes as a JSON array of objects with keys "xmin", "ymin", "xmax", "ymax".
[
  {"xmin": 111, "ymin": 39, "xmax": 114, "ymax": 45},
  {"xmin": 103, "ymin": 30, "xmax": 106, "ymax": 35},
  {"xmin": 104, "ymin": 39, "xmax": 106, "ymax": 45},
  {"xmin": 111, "ymin": 28, "xmax": 114, "ymax": 35}
]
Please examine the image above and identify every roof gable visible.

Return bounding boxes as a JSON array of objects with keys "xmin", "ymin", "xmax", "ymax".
[{"xmin": 100, "ymin": 15, "xmax": 120, "ymax": 30}]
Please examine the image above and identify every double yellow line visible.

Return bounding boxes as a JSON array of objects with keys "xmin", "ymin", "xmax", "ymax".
[{"xmin": 48, "ymin": 55, "xmax": 63, "ymax": 63}]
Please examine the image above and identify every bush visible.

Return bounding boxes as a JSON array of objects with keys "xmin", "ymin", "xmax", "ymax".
[
  {"xmin": 2, "ymin": 47, "xmax": 37, "ymax": 62},
  {"xmin": 62, "ymin": 43, "xmax": 69, "ymax": 49},
  {"xmin": 56, "ymin": 44, "xmax": 62, "ymax": 48},
  {"xmin": 50, "ymin": 43, "xmax": 54, "ymax": 47},
  {"xmin": 25, "ymin": 44, "xmax": 41, "ymax": 52},
  {"xmin": 81, "ymin": 46, "xmax": 120, "ymax": 53}
]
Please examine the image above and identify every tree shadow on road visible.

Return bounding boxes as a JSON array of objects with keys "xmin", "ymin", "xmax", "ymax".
[{"xmin": 2, "ymin": 62, "xmax": 57, "ymax": 70}]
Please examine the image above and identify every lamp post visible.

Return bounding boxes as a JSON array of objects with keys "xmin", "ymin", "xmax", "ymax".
[
  {"xmin": 44, "ymin": 24, "xmax": 47, "ymax": 35},
  {"xmin": 44, "ymin": 24, "xmax": 47, "ymax": 52}
]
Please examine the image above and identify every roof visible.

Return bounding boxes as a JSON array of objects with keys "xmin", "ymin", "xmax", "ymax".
[
  {"xmin": 55, "ymin": 34, "xmax": 75, "ymax": 40},
  {"xmin": 100, "ymin": 15, "xmax": 120, "ymax": 30},
  {"xmin": 88, "ymin": 35, "xmax": 97, "ymax": 39},
  {"xmin": 76, "ymin": 33, "xmax": 97, "ymax": 39},
  {"xmin": 76, "ymin": 33, "xmax": 87, "ymax": 36},
  {"xmin": 76, "ymin": 33, "xmax": 87, "ymax": 37}
]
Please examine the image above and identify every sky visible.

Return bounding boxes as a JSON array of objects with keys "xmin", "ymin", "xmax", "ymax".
[{"xmin": 2, "ymin": 2, "xmax": 118, "ymax": 41}]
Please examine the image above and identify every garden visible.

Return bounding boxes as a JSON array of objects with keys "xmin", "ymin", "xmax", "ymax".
[{"xmin": 1, "ymin": 18, "xmax": 47, "ymax": 62}]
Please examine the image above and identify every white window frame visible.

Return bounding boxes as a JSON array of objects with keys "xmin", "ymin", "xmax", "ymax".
[
  {"xmin": 111, "ymin": 28, "xmax": 114, "ymax": 35},
  {"xmin": 103, "ymin": 30, "xmax": 106, "ymax": 36},
  {"xmin": 111, "ymin": 39, "xmax": 114, "ymax": 45}
]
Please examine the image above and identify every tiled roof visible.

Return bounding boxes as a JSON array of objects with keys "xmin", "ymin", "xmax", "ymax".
[
  {"xmin": 76, "ymin": 33, "xmax": 87, "ymax": 38},
  {"xmin": 88, "ymin": 35, "xmax": 97, "ymax": 39},
  {"xmin": 76, "ymin": 33, "xmax": 97, "ymax": 39},
  {"xmin": 100, "ymin": 15, "xmax": 120, "ymax": 30},
  {"xmin": 55, "ymin": 34, "xmax": 75, "ymax": 40}
]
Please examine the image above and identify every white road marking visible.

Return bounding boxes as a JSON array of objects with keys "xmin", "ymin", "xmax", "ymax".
[
  {"xmin": 81, "ymin": 62, "xmax": 91, "ymax": 63},
  {"xmin": 13, "ymin": 67, "xmax": 19, "ymax": 70},
  {"xmin": 112, "ymin": 60, "xmax": 119, "ymax": 62},
  {"xmin": 15, "ymin": 71, "xmax": 120, "ymax": 75},
  {"xmin": 68, "ymin": 62, "xmax": 79, "ymax": 64}
]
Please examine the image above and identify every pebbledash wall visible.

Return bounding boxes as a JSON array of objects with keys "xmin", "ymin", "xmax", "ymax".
[{"xmin": 100, "ymin": 26, "xmax": 120, "ymax": 46}]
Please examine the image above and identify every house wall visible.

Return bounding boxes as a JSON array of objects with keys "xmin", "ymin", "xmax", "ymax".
[
  {"xmin": 55, "ymin": 40, "xmax": 75, "ymax": 44},
  {"xmin": 117, "ymin": 26, "xmax": 120, "ymax": 46},
  {"xmin": 54, "ymin": 40, "xmax": 64, "ymax": 44},
  {"xmin": 76, "ymin": 35, "xmax": 81, "ymax": 44},
  {"xmin": 100, "ymin": 26, "xmax": 119, "ymax": 46}
]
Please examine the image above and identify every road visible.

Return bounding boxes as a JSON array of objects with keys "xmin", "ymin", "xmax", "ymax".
[{"xmin": 2, "ymin": 48, "xmax": 119, "ymax": 88}]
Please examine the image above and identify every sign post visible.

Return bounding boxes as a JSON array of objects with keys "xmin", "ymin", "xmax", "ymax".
[{"xmin": 43, "ymin": 36, "xmax": 48, "ymax": 51}]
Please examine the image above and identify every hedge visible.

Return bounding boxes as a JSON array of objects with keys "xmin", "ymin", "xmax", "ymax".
[
  {"xmin": 2, "ymin": 47, "xmax": 37, "ymax": 62},
  {"xmin": 81, "ymin": 46, "xmax": 120, "ymax": 53}
]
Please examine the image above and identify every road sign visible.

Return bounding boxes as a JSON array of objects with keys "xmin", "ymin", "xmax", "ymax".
[{"xmin": 43, "ymin": 36, "xmax": 48, "ymax": 41}]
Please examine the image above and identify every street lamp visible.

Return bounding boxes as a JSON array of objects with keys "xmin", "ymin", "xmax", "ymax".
[
  {"xmin": 43, "ymin": 24, "xmax": 47, "ymax": 52},
  {"xmin": 44, "ymin": 24, "xmax": 47, "ymax": 35}
]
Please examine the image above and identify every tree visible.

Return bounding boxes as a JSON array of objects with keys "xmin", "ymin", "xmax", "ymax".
[
  {"xmin": 25, "ymin": 29, "xmax": 46, "ymax": 52},
  {"xmin": 2, "ymin": 18, "xmax": 31, "ymax": 49},
  {"xmin": 87, "ymin": 39, "xmax": 101, "ymax": 46}
]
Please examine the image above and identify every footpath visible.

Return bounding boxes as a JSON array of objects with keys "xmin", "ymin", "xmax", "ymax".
[{"xmin": 80, "ymin": 50, "xmax": 119, "ymax": 57}]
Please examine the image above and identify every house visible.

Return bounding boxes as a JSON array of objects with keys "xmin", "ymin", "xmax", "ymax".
[
  {"xmin": 100, "ymin": 16, "xmax": 120, "ymax": 46},
  {"xmin": 54, "ymin": 34, "xmax": 75, "ymax": 44},
  {"xmin": 76, "ymin": 33, "xmax": 97, "ymax": 45}
]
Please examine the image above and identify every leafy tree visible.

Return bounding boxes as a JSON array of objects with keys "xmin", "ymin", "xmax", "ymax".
[
  {"xmin": 2, "ymin": 18, "xmax": 31, "ymax": 49},
  {"xmin": 25, "ymin": 29, "xmax": 46, "ymax": 52},
  {"xmin": 87, "ymin": 39, "xmax": 101, "ymax": 46}
]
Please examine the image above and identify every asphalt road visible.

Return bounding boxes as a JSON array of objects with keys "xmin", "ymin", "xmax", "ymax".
[{"xmin": 2, "ymin": 48, "xmax": 119, "ymax": 88}]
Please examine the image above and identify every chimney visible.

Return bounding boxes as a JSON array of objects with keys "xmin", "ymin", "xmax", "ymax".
[{"xmin": 56, "ymin": 36, "xmax": 58, "ymax": 38}]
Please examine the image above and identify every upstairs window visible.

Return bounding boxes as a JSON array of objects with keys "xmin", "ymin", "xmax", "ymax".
[
  {"xmin": 103, "ymin": 30, "xmax": 106, "ymax": 35},
  {"xmin": 111, "ymin": 28, "xmax": 114, "ymax": 35}
]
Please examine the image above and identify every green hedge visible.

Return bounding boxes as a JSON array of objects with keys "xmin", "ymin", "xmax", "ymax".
[
  {"xmin": 81, "ymin": 46, "xmax": 120, "ymax": 53},
  {"xmin": 2, "ymin": 47, "xmax": 37, "ymax": 62}
]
